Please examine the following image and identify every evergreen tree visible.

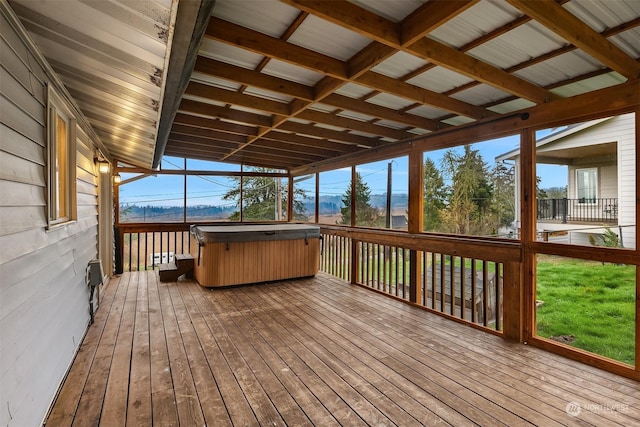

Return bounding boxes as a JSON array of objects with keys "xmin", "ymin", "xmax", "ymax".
[
  {"xmin": 338, "ymin": 172, "xmax": 379, "ymax": 226},
  {"xmin": 440, "ymin": 145, "xmax": 494, "ymax": 235},
  {"xmin": 490, "ymin": 162, "xmax": 515, "ymax": 231},
  {"xmin": 223, "ymin": 167, "xmax": 307, "ymax": 220},
  {"xmin": 422, "ymin": 157, "xmax": 447, "ymax": 231}
]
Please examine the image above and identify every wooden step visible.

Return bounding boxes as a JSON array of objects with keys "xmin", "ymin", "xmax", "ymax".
[{"xmin": 158, "ymin": 254, "xmax": 194, "ymax": 282}]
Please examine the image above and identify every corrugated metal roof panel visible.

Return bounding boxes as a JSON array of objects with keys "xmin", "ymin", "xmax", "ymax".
[
  {"xmin": 287, "ymin": 14, "xmax": 371, "ymax": 61},
  {"xmin": 375, "ymin": 119, "xmax": 410, "ymax": 130},
  {"xmin": 371, "ymin": 52, "xmax": 429, "ymax": 79},
  {"xmin": 565, "ymin": 0, "xmax": 640, "ymax": 32},
  {"xmin": 406, "ymin": 104, "xmax": 449, "ymax": 120},
  {"xmin": 550, "ymin": 72, "xmax": 627, "ymax": 98},
  {"xmin": 468, "ymin": 22, "xmax": 566, "ymax": 69},
  {"xmin": 610, "ymin": 29, "xmax": 640, "ymax": 58},
  {"xmin": 337, "ymin": 110, "xmax": 377, "ymax": 122},
  {"xmin": 407, "ymin": 66, "xmax": 474, "ymax": 93},
  {"xmin": 366, "ymin": 93, "xmax": 417, "ymax": 110},
  {"xmin": 261, "ymin": 59, "xmax": 324, "ymax": 86},
  {"xmin": 348, "ymin": 0, "xmax": 427, "ymax": 23},
  {"xmin": 430, "ymin": 0, "xmax": 521, "ymax": 48},
  {"xmin": 199, "ymin": 39, "xmax": 264, "ymax": 69},
  {"xmin": 190, "ymin": 73, "xmax": 242, "ymax": 91},
  {"xmin": 514, "ymin": 51, "xmax": 603, "ymax": 87},
  {"xmin": 243, "ymin": 87, "xmax": 294, "ymax": 103},
  {"xmin": 441, "ymin": 116, "xmax": 476, "ymax": 126},
  {"xmin": 335, "ymin": 83, "xmax": 375, "ymax": 99},
  {"xmin": 451, "ymin": 84, "xmax": 512, "ymax": 106},
  {"xmin": 211, "ymin": 0, "xmax": 300, "ymax": 38},
  {"xmin": 487, "ymin": 98, "xmax": 536, "ymax": 115}
]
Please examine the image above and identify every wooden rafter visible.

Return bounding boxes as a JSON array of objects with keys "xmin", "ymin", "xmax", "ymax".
[
  {"xmin": 199, "ymin": 1, "xmax": 474, "ymax": 161},
  {"xmin": 286, "ymin": 0, "xmax": 559, "ymax": 104},
  {"xmin": 164, "ymin": 0, "xmax": 638, "ymax": 171},
  {"xmin": 506, "ymin": 0, "xmax": 640, "ymax": 80}
]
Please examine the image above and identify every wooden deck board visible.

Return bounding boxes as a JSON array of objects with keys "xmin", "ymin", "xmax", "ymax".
[{"xmin": 46, "ymin": 271, "xmax": 640, "ymax": 426}]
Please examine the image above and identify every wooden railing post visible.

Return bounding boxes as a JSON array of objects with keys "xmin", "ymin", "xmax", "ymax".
[
  {"xmin": 351, "ymin": 238, "xmax": 359, "ymax": 285},
  {"xmin": 502, "ymin": 261, "xmax": 523, "ymax": 341},
  {"xmin": 114, "ymin": 225, "xmax": 123, "ymax": 274}
]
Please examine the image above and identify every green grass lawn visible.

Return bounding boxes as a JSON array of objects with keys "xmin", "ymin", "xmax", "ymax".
[{"xmin": 536, "ymin": 255, "xmax": 636, "ymax": 365}]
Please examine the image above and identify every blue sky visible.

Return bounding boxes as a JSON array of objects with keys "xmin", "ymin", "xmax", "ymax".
[{"xmin": 119, "ymin": 134, "xmax": 568, "ymax": 207}]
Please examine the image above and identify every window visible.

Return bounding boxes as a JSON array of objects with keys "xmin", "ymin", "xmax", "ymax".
[
  {"xmin": 576, "ymin": 168, "xmax": 597, "ymax": 204},
  {"xmin": 48, "ymin": 87, "xmax": 76, "ymax": 225}
]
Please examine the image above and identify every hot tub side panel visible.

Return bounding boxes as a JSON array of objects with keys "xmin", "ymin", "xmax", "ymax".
[{"xmin": 190, "ymin": 234, "xmax": 320, "ymax": 287}]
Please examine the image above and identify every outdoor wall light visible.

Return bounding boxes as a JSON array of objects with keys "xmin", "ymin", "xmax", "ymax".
[
  {"xmin": 94, "ymin": 155, "xmax": 109, "ymax": 174},
  {"xmin": 113, "ymin": 173, "xmax": 122, "ymax": 184}
]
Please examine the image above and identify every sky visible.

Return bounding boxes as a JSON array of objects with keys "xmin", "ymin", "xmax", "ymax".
[{"xmin": 118, "ymin": 133, "xmax": 568, "ymax": 208}]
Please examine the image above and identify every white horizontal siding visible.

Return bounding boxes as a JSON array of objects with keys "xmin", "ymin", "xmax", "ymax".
[{"xmin": 0, "ymin": 5, "xmax": 103, "ymax": 427}]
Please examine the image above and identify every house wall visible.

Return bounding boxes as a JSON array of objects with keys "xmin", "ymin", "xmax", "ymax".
[
  {"xmin": 567, "ymin": 162, "xmax": 617, "ymax": 200},
  {"xmin": 0, "ymin": 5, "xmax": 106, "ymax": 426},
  {"xmin": 542, "ymin": 114, "xmax": 636, "ymax": 249}
]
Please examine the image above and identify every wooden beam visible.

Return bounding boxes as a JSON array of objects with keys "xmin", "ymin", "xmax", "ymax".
[
  {"xmin": 400, "ymin": 0, "xmax": 478, "ymax": 46},
  {"xmin": 185, "ymin": 82, "xmax": 289, "ymax": 115},
  {"xmin": 198, "ymin": 23, "xmax": 496, "ymax": 123},
  {"xmin": 173, "ymin": 113, "xmax": 258, "ymax": 136},
  {"xmin": 286, "ymin": 0, "xmax": 558, "ymax": 104},
  {"xmin": 278, "ymin": 121, "xmax": 383, "ymax": 148},
  {"xmin": 290, "ymin": 80, "xmax": 639, "ymax": 175},
  {"xmin": 178, "ymin": 100, "xmax": 272, "ymax": 127},
  {"xmin": 409, "ymin": 37, "xmax": 559, "ymax": 104},
  {"xmin": 322, "ymin": 93, "xmax": 442, "ymax": 130},
  {"xmin": 356, "ymin": 71, "xmax": 495, "ymax": 120},
  {"xmin": 507, "ymin": 0, "xmax": 640, "ymax": 80},
  {"xmin": 281, "ymin": 0, "xmax": 400, "ymax": 46},
  {"xmin": 194, "ymin": 57, "xmax": 314, "ymax": 101},
  {"xmin": 206, "ymin": 17, "xmax": 348, "ymax": 79},
  {"xmin": 187, "ymin": 80, "xmax": 440, "ymax": 131}
]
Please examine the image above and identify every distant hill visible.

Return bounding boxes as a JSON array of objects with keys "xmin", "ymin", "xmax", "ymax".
[{"xmin": 120, "ymin": 193, "xmax": 409, "ymax": 222}]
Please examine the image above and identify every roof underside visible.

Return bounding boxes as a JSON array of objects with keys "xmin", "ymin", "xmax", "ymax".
[{"xmin": 10, "ymin": 0, "xmax": 640, "ymax": 171}]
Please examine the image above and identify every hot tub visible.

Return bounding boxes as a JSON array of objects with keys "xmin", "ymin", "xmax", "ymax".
[{"xmin": 190, "ymin": 224, "xmax": 321, "ymax": 287}]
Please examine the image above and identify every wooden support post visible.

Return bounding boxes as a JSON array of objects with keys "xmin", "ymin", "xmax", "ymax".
[
  {"xmin": 287, "ymin": 174, "xmax": 294, "ymax": 221},
  {"xmin": 521, "ymin": 128, "xmax": 537, "ymax": 343},
  {"xmin": 408, "ymin": 149, "xmax": 424, "ymax": 304},
  {"xmin": 632, "ymin": 108, "xmax": 640, "ymax": 373},
  {"xmin": 350, "ymin": 166, "xmax": 360, "ymax": 285},
  {"xmin": 314, "ymin": 172, "xmax": 319, "ymax": 224}
]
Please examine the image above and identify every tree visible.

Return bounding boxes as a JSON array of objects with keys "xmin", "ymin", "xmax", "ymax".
[
  {"xmin": 222, "ymin": 167, "xmax": 307, "ymax": 220},
  {"xmin": 544, "ymin": 186, "xmax": 568, "ymax": 199},
  {"xmin": 490, "ymin": 162, "xmax": 515, "ymax": 231},
  {"xmin": 339, "ymin": 172, "xmax": 379, "ymax": 226},
  {"xmin": 440, "ymin": 145, "xmax": 494, "ymax": 235},
  {"xmin": 422, "ymin": 157, "xmax": 447, "ymax": 231}
]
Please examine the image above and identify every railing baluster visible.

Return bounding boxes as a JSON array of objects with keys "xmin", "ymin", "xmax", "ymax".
[
  {"xmin": 482, "ymin": 260, "xmax": 489, "ymax": 327},
  {"xmin": 495, "ymin": 262, "xmax": 501, "ymax": 331},
  {"xmin": 471, "ymin": 259, "xmax": 477, "ymax": 323},
  {"xmin": 450, "ymin": 255, "xmax": 455, "ymax": 315},
  {"xmin": 460, "ymin": 256, "xmax": 466, "ymax": 320}
]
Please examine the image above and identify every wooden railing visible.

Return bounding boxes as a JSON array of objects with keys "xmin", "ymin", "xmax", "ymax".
[
  {"xmin": 320, "ymin": 226, "xmax": 522, "ymax": 337},
  {"xmin": 115, "ymin": 223, "xmax": 191, "ymax": 273}
]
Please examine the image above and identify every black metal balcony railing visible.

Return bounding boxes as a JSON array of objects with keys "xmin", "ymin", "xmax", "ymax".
[{"xmin": 537, "ymin": 198, "xmax": 618, "ymax": 224}]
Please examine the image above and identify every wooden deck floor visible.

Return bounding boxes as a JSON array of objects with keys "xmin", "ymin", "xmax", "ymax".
[{"xmin": 46, "ymin": 271, "xmax": 639, "ymax": 426}]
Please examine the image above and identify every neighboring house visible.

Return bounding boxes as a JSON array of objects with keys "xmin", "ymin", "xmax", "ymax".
[{"xmin": 496, "ymin": 113, "xmax": 636, "ymax": 249}]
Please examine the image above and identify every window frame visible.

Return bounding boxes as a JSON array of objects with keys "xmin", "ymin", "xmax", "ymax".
[
  {"xmin": 47, "ymin": 86, "xmax": 77, "ymax": 227},
  {"xmin": 575, "ymin": 167, "xmax": 598, "ymax": 205}
]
